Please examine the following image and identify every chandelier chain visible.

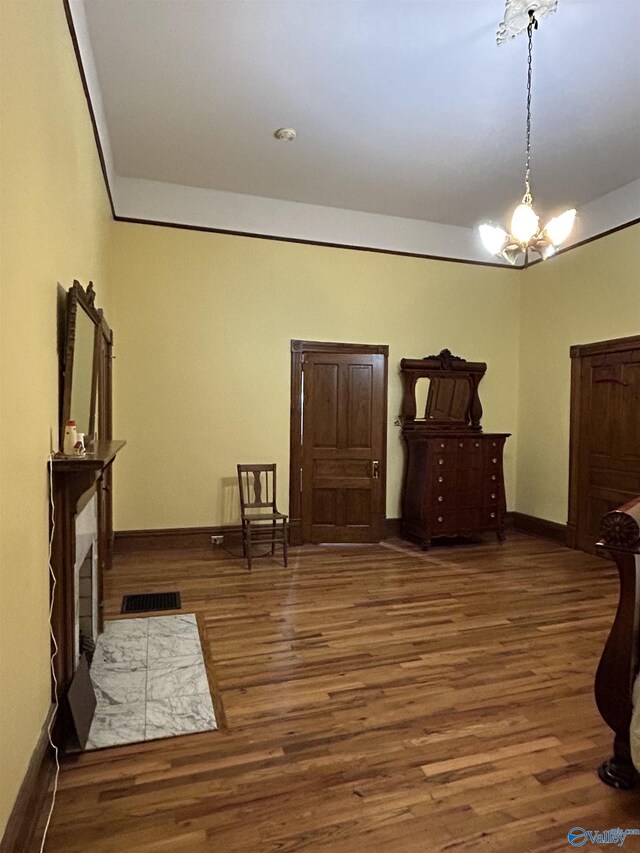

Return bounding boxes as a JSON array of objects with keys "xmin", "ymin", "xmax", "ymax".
[
  {"xmin": 478, "ymin": 6, "xmax": 575, "ymax": 264},
  {"xmin": 523, "ymin": 11, "xmax": 536, "ymax": 203}
]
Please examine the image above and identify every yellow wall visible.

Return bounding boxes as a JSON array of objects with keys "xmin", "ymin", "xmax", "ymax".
[
  {"xmin": 516, "ymin": 224, "xmax": 640, "ymax": 524},
  {"xmin": 108, "ymin": 222, "xmax": 521, "ymax": 530},
  {"xmin": 0, "ymin": 0, "xmax": 111, "ymax": 835}
]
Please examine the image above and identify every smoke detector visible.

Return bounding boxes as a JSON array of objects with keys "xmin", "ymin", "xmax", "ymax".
[{"xmin": 274, "ymin": 127, "xmax": 296, "ymax": 141}]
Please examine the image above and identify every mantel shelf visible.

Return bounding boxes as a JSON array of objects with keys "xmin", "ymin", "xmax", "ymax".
[{"xmin": 53, "ymin": 440, "xmax": 126, "ymax": 473}]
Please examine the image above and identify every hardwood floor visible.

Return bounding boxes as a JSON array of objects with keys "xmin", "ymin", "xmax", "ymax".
[{"xmin": 45, "ymin": 535, "xmax": 640, "ymax": 851}]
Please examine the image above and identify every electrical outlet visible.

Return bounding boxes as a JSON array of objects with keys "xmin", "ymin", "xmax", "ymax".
[{"xmin": 210, "ymin": 535, "xmax": 223, "ymax": 546}]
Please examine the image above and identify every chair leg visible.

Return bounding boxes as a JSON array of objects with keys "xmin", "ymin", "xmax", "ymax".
[
  {"xmin": 271, "ymin": 518, "xmax": 276, "ymax": 556},
  {"xmin": 283, "ymin": 519, "xmax": 288, "ymax": 568},
  {"xmin": 246, "ymin": 522, "xmax": 253, "ymax": 570}
]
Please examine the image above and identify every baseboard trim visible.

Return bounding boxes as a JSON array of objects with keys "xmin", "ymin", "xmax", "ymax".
[
  {"xmin": 117, "ymin": 514, "xmax": 567, "ymax": 551},
  {"xmin": 385, "ymin": 518, "xmax": 402, "ymax": 538},
  {"xmin": 114, "ymin": 525, "xmax": 242, "ymax": 552},
  {"xmin": 117, "ymin": 519, "xmax": 407, "ymax": 552},
  {"xmin": 0, "ymin": 705, "xmax": 56, "ymax": 853},
  {"xmin": 510, "ymin": 511, "xmax": 569, "ymax": 545}
]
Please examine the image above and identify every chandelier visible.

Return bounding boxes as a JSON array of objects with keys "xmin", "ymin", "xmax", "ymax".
[{"xmin": 479, "ymin": 8, "xmax": 575, "ymax": 265}]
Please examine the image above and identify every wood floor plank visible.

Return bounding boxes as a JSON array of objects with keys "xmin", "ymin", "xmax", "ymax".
[{"xmin": 43, "ymin": 534, "xmax": 640, "ymax": 851}]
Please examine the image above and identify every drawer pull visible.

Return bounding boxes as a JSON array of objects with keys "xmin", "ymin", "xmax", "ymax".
[
  {"xmin": 459, "ymin": 442, "xmax": 464, "ymax": 448},
  {"xmin": 490, "ymin": 512, "xmax": 496, "ymax": 518},
  {"xmin": 491, "ymin": 474, "xmax": 497, "ymax": 481},
  {"xmin": 437, "ymin": 495, "xmax": 443, "ymax": 502},
  {"xmin": 492, "ymin": 457, "xmax": 497, "ymax": 464},
  {"xmin": 492, "ymin": 441, "xmax": 497, "ymax": 447},
  {"xmin": 475, "ymin": 442, "xmax": 480, "ymax": 448},
  {"xmin": 438, "ymin": 476, "xmax": 444, "ymax": 483},
  {"xmin": 440, "ymin": 442, "xmax": 445, "ymax": 449},
  {"xmin": 439, "ymin": 458, "xmax": 444, "ymax": 465},
  {"xmin": 437, "ymin": 516, "xmax": 443, "ymax": 523},
  {"xmin": 491, "ymin": 493, "xmax": 496, "ymax": 499}
]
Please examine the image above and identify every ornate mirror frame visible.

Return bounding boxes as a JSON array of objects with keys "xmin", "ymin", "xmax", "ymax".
[
  {"xmin": 60, "ymin": 281, "xmax": 110, "ymax": 449},
  {"xmin": 400, "ymin": 349, "xmax": 486, "ymax": 431}
]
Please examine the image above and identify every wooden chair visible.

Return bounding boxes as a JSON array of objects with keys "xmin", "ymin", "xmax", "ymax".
[{"xmin": 237, "ymin": 464, "xmax": 288, "ymax": 569}]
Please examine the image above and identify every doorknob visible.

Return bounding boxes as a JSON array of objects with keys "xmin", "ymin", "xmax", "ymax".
[{"xmin": 372, "ymin": 460, "xmax": 380, "ymax": 479}]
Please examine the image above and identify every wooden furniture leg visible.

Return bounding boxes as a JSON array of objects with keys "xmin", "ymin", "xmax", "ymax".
[{"xmin": 595, "ymin": 500, "xmax": 640, "ymax": 789}]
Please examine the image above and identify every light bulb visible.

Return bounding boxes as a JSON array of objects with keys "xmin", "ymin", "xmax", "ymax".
[
  {"xmin": 478, "ymin": 224, "xmax": 508, "ymax": 256},
  {"xmin": 511, "ymin": 203, "xmax": 539, "ymax": 244},
  {"xmin": 544, "ymin": 208, "xmax": 576, "ymax": 246}
]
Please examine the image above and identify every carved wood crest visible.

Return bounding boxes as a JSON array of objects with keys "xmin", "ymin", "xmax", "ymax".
[{"xmin": 423, "ymin": 349, "xmax": 467, "ymax": 370}]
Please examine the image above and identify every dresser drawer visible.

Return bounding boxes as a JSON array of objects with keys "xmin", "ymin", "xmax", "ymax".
[
  {"xmin": 429, "ymin": 472, "xmax": 459, "ymax": 507},
  {"xmin": 430, "ymin": 484, "xmax": 458, "ymax": 510},
  {"xmin": 433, "ymin": 471, "xmax": 449, "ymax": 488},
  {"xmin": 482, "ymin": 508, "xmax": 501, "ymax": 526},
  {"xmin": 430, "ymin": 450, "xmax": 457, "ymax": 471},
  {"xmin": 483, "ymin": 437, "xmax": 504, "ymax": 459},
  {"xmin": 456, "ymin": 438, "xmax": 484, "ymax": 470},
  {"xmin": 431, "ymin": 510, "xmax": 457, "ymax": 535},
  {"xmin": 484, "ymin": 450, "xmax": 503, "ymax": 471},
  {"xmin": 429, "ymin": 439, "xmax": 453, "ymax": 452},
  {"xmin": 485, "ymin": 484, "xmax": 500, "ymax": 505}
]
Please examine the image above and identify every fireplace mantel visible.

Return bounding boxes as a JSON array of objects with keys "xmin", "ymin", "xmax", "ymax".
[
  {"xmin": 51, "ymin": 440, "xmax": 125, "ymax": 744},
  {"xmin": 53, "ymin": 440, "xmax": 126, "ymax": 474}
]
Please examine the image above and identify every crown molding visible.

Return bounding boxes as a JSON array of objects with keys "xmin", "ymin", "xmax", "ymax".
[{"xmin": 112, "ymin": 176, "xmax": 512, "ymax": 266}]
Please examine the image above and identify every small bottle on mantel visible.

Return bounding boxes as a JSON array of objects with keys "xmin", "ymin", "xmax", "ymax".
[{"xmin": 63, "ymin": 420, "xmax": 77, "ymax": 455}]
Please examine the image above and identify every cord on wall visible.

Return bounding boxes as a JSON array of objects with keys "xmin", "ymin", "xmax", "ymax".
[{"xmin": 40, "ymin": 453, "xmax": 61, "ymax": 852}]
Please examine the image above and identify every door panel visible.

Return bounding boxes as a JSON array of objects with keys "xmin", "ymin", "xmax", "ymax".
[
  {"xmin": 347, "ymin": 364, "xmax": 374, "ymax": 448},
  {"xmin": 302, "ymin": 351, "xmax": 386, "ymax": 543},
  {"xmin": 313, "ymin": 490, "xmax": 337, "ymax": 525},
  {"xmin": 312, "ymin": 363, "xmax": 339, "ymax": 447},
  {"xmin": 313, "ymin": 459, "xmax": 371, "ymax": 478},
  {"xmin": 621, "ymin": 363, "xmax": 640, "ymax": 460},
  {"xmin": 576, "ymin": 346, "xmax": 640, "ymax": 554},
  {"xmin": 345, "ymin": 489, "xmax": 371, "ymax": 526}
]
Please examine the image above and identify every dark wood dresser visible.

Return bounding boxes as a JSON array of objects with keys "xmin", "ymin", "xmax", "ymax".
[{"xmin": 400, "ymin": 350, "xmax": 510, "ymax": 549}]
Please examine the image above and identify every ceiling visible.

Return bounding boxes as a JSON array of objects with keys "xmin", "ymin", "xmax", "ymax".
[{"xmin": 80, "ymin": 0, "xmax": 640, "ymax": 230}]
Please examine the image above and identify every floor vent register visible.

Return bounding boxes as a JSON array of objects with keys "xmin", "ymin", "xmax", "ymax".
[{"xmin": 121, "ymin": 592, "xmax": 182, "ymax": 614}]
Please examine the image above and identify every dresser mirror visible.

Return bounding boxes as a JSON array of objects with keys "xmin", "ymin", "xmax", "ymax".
[
  {"xmin": 61, "ymin": 281, "xmax": 103, "ymax": 448},
  {"xmin": 400, "ymin": 349, "xmax": 485, "ymax": 430},
  {"xmin": 413, "ymin": 375, "xmax": 472, "ymax": 424}
]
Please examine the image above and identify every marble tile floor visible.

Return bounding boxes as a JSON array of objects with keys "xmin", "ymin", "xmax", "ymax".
[{"xmin": 86, "ymin": 613, "xmax": 217, "ymax": 749}]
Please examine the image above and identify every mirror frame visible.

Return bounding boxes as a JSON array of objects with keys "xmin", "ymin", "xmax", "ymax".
[
  {"xmin": 400, "ymin": 349, "xmax": 486, "ymax": 431},
  {"xmin": 60, "ymin": 281, "xmax": 109, "ymax": 449}
]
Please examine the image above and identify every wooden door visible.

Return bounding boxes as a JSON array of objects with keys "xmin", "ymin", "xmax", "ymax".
[
  {"xmin": 291, "ymin": 342, "xmax": 387, "ymax": 544},
  {"xmin": 569, "ymin": 336, "xmax": 640, "ymax": 554}
]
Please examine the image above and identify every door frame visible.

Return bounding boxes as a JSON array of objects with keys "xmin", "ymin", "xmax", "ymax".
[
  {"xmin": 289, "ymin": 340, "xmax": 389, "ymax": 545},
  {"xmin": 568, "ymin": 333, "xmax": 640, "ymax": 549}
]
